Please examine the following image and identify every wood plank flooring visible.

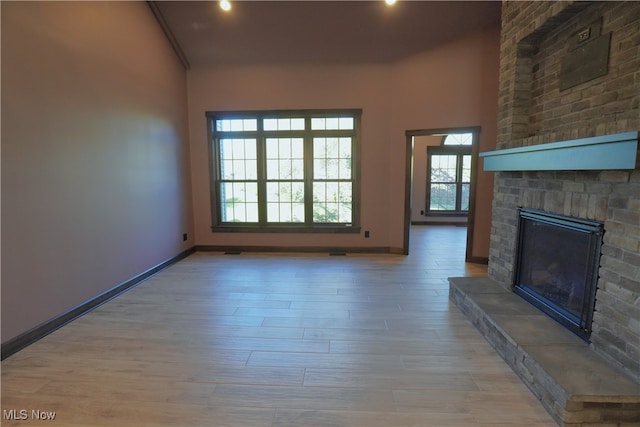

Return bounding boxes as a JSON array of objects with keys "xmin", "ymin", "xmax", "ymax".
[{"xmin": 1, "ymin": 226, "xmax": 557, "ymax": 426}]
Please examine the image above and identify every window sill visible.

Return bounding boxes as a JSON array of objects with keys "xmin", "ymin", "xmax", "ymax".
[
  {"xmin": 212, "ymin": 225, "xmax": 361, "ymax": 234},
  {"xmin": 424, "ymin": 212, "xmax": 469, "ymax": 217}
]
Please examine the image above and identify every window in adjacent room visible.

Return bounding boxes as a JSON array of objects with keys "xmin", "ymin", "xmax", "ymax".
[
  {"xmin": 426, "ymin": 133, "xmax": 472, "ymax": 214},
  {"xmin": 207, "ymin": 110, "xmax": 361, "ymax": 232}
]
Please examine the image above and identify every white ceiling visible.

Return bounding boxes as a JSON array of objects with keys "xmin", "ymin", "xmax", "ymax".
[{"xmin": 153, "ymin": 1, "xmax": 502, "ymax": 67}]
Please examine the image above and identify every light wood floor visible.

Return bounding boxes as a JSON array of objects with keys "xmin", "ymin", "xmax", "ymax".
[{"xmin": 1, "ymin": 226, "xmax": 557, "ymax": 426}]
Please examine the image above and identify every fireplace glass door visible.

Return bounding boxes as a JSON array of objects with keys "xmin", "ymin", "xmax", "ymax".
[{"xmin": 514, "ymin": 208, "xmax": 604, "ymax": 341}]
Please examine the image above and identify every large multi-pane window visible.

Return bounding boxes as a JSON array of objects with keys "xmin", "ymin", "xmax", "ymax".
[
  {"xmin": 208, "ymin": 110, "xmax": 360, "ymax": 232},
  {"xmin": 426, "ymin": 133, "xmax": 472, "ymax": 214}
]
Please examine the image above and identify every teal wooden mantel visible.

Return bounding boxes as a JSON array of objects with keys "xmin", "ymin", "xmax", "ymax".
[{"xmin": 480, "ymin": 131, "xmax": 639, "ymax": 171}]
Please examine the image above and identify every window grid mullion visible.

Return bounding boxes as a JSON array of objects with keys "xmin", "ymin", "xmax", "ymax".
[
  {"xmin": 256, "ymin": 119, "xmax": 268, "ymax": 226},
  {"xmin": 456, "ymin": 154, "xmax": 462, "ymax": 212},
  {"xmin": 213, "ymin": 137, "xmax": 223, "ymax": 225},
  {"xmin": 304, "ymin": 117, "xmax": 314, "ymax": 226}
]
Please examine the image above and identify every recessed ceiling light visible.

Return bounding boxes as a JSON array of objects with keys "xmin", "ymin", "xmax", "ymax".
[
  {"xmin": 385, "ymin": 0, "xmax": 397, "ymax": 5},
  {"xmin": 220, "ymin": 0, "xmax": 231, "ymax": 12}
]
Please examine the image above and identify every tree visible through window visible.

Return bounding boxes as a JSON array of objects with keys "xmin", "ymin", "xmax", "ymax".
[
  {"xmin": 426, "ymin": 133, "xmax": 472, "ymax": 214},
  {"xmin": 208, "ymin": 110, "xmax": 361, "ymax": 232}
]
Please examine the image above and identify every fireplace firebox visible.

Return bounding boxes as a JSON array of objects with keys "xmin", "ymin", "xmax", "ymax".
[{"xmin": 513, "ymin": 208, "xmax": 604, "ymax": 341}]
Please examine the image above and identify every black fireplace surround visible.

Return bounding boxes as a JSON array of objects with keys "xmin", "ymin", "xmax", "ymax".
[{"xmin": 513, "ymin": 208, "xmax": 604, "ymax": 341}]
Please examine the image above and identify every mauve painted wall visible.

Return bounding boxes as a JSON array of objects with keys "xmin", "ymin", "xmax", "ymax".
[
  {"xmin": 1, "ymin": 2, "xmax": 193, "ymax": 341},
  {"xmin": 188, "ymin": 63, "xmax": 394, "ymax": 248},
  {"xmin": 389, "ymin": 26, "xmax": 499, "ymax": 256},
  {"xmin": 188, "ymin": 25, "xmax": 499, "ymax": 258}
]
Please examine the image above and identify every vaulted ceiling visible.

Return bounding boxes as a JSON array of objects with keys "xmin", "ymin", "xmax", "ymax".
[{"xmin": 152, "ymin": 1, "xmax": 501, "ymax": 67}]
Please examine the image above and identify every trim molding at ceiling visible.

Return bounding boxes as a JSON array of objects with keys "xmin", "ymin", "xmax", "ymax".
[{"xmin": 147, "ymin": 1, "xmax": 190, "ymax": 70}]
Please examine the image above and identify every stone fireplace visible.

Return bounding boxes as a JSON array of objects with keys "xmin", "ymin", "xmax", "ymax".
[
  {"xmin": 489, "ymin": 0, "xmax": 639, "ymax": 383},
  {"xmin": 451, "ymin": 130, "xmax": 640, "ymax": 425},
  {"xmin": 450, "ymin": 1, "xmax": 639, "ymax": 426}
]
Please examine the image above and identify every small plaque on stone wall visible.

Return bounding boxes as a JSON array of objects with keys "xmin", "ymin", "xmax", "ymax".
[{"xmin": 559, "ymin": 18, "xmax": 611, "ymax": 91}]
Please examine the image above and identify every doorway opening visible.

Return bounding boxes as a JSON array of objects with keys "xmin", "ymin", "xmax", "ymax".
[{"xmin": 403, "ymin": 127, "xmax": 480, "ymax": 259}]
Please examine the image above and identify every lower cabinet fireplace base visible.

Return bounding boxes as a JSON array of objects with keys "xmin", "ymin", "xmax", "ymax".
[{"xmin": 449, "ymin": 276, "xmax": 640, "ymax": 427}]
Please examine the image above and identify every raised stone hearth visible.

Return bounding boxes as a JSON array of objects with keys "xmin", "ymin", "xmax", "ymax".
[{"xmin": 449, "ymin": 276, "xmax": 640, "ymax": 427}]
